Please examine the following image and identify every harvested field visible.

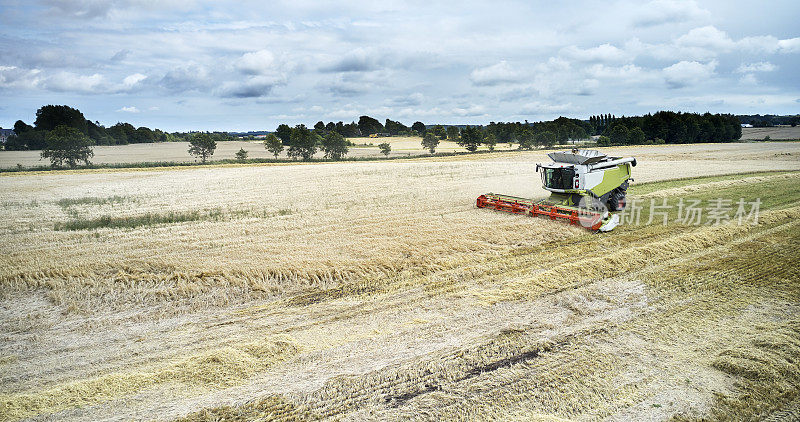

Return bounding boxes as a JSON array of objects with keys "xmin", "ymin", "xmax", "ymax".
[
  {"xmin": 1, "ymin": 143, "xmax": 799, "ymax": 421},
  {"xmin": 0, "ymin": 136, "xmax": 510, "ymax": 169},
  {"xmin": 741, "ymin": 126, "xmax": 800, "ymax": 141}
]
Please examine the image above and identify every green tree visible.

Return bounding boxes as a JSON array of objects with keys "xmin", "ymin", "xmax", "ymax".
[
  {"xmin": 596, "ymin": 135, "xmax": 611, "ymax": 146},
  {"xmin": 458, "ymin": 125, "xmax": 482, "ymax": 152},
  {"xmin": 411, "ymin": 121, "xmax": 426, "ymax": 135},
  {"xmin": 264, "ymin": 133, "xmax": 283, "ymax": 158},
  {"xmin": 627, "ymin": 127, "xmax": 646, "ymax": 145},
  {"xmin": 108, "ymin": 122, "xmax": 135, "ymax": 145},
  {"xmin": 569, "ymin": 126, "xmax": 588, "ymax": 142},
  {"xmin": 34, "ymin": 105, "xmax": 88, "ymax": 134},
  {"xmin": 314, "ymin": 121, "xmax": 326, "ymax": 134},
  {"xmin": 288, "ymin": 124, "xmax": 317, "ymax": 160},
  {"xmin": 4, "ymin": 134, "xmax": 27, "ymax": 150},
  {"xmin": 129, "ymin": 126, "xmax": 155, "ymax": 143},
  {"xmin": 421, "ymin": 132, "xmax": 440, "ymax": 154},
  {"xmin": 188, "ymin": 132, "xmax": 217, "ymax": 163},
  {"xmin": 235, "ymin": 147, "xmax": 248, "ymax": 162},
  {"xmin": 534, "ymin": 131, "xmax": 556, "ymax": 148},
  {"xmin": 378, "ymin": 142, "xmax": 391, "ymax": 156},
  {"xmin": 321, "ymin": 131, "xmax": 349, "ymax": 160},
  {"xmin": 446, "ymin": 125, "xmax": 460, "ymax": 140},
  {"xmin": 275, "ymin": 124, "xmax": 292, "ymax": 145},
  {"xmin": 40, "ymin": 125, "xmax": 94, "ymax": 168},
  {"xmin": 517, "ymin": 127, "xmax": 535, "ymax": 150},
  {"xmin": 608, "ymin": 125, "xmax": 630, "ymax": 145},
  {"xmin": 385, "ymin": 119, "xmax": 409, "ymax": 135},
  {"xmin": 358, "ymin": 115, "xmax": 384, "ymax": 136},
  {"xmin": 14, "ymin": 120, "xmax": 33, "ymax": 135},
  {"xmin": 484, "ymin": 133, "xmax": 498, "ymax": 151},
  {"xmin": 430, "ymin": 125, "xmax": 447, "ymax": 140}
]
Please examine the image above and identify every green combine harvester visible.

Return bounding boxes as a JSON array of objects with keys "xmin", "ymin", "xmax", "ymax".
[{"xmin": 477, "ymin": 149, "xmax": 636, "ymax": 232}]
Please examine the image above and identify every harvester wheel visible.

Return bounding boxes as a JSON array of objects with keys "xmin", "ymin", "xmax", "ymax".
[{"xmin": 608, "ymin": 191, "xmax": 627, "ymax": 211}]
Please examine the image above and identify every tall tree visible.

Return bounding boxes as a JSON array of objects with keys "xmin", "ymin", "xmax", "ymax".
[
  {"xmin": 421, "ymin": 132, "xmax": 440, "ymax": 154},
  {"xmin": 275, "ymin": 124, "xmax": 292, "ymax": 145},
  {"xmin": 627, "ymin": 127, "xmax": 646, "ymax": 145},
  {"xmin": 14, "ymin": 120, "xmax": 33, "ymax": 135},
  {"xmin": 517, "ymin": 126, "xmax": 535, "ymax": 150},
  {"xmin": 607, "ymin": 124, "xmax": 630, "ymax": 145},
  {"xmin": 384, "ymin": 119, "xmax": 409, "ymax": 135},
  {"xmin": 235, "ymin": 148, "xmax": 248, "ymax": 162},
  {"xmin": 264, "ymin": 133, "xmax": 284, "ymax": 158},
  {"xmin": 430, "ymin": 125, "xmax": 446, "ymax": 140},
  {"xmin": 357, "ymin": 115, "xmax": 384, "ymax": 136},
  {"xmin": 41, "ymin": 125, "xmax": 94, "ymax": 168},
  {"xmin": 34, "ymin": 105, "xmax": 88, "ymax": 134},
  {"xmin": 534, "ymin": 131, "xmax": 556, "ymax": 148},
  {"xmin": 188, "ymin": 132, "xmax": 217, "ymax": 163},
  {"xmin": 288, "ymin": 124, "xmax": 317, "ymax": 160},
  {"xmin": 321, "ymin": 131, "xmax": 348, "ymax": 160},
  {"xmin": 446, "ymin": 125, "xmax": 460, "ymax": 140},
  {"xmin": 411, "ymin": 121, "xmax": 426, "ymax": 135},
  {"xmin": 484, "ymin": 133, "xmax": 498, "ymax": 151},
  {"xmin": 458, "ymin": 125, "xmax": 482, "ymax": 152}
]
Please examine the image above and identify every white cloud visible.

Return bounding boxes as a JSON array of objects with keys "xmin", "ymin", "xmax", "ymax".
[
  {"xmin": 676, "ymin": 26, "xmax": 735, "ymax": 51},
  {"xmin": 117, "ymin": 106, "xmax": 140, "ymax": 113},
  {"xmin": 587, "ymin": 64, "xmax": 645, "ymax": 79},
  {"xmin": 0, "ymin": 66, "xmax": 42, "ymax": 90},
  {"xmin": 44, "ymin": 72, "xmax": 105, "ymax": 93},
  {"xmin": 561, "ymin": 44, "xmax": 628, "ymax": 63},
  {"xmin": 159, "ymin": 64, "xmax": 212, "ymax": 93},
  {"xmin": 663, "ymin": 60, "xmax": 717, "ymax": 88},
  {"xmin": 236, "ymin": 50, "xmax": 276, "ymax": 75},
  {"xmin": 632, "ymin": 0, "xmax": 710, "ymax": 27},
  {"xmin": 319, "ymin": 48, "xmax": 379, "ymax": 73},
  {"xmin": 675, "ymin": 26, "xmax": 800, "ymax": 57},
  {"xmin": 574, "ymin": 79, "xmax": 600, "ymax": 96},
  {"xmin": 470, "ymin": 61, "xmax": 524, "ymax": 86},
  {"xmin": 520, "ymin": 101, "xmax": 572, "ymax": 114},
  {"xmin": 735, "ymin": 62, "xmax": 776, "ymax": 73},
  {"xmin": 452, "ymin": 105, "xmax": 487, "ymax": 117},
  {"xmin": 387, "ymin": 92, "xmax": 423, "ymax": 106},
  {"xmin": 778, "ymin": 37, "xmax": 800, "ymax": 53},
  {"xmin": 738, "ymin": 74, "xmax": 758, "ymax": 85},
  {"xmin": 122, "ymin": 73, "xmax": 147, "ymax": 87}
]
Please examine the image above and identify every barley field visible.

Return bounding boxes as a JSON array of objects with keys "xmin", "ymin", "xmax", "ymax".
[
  {"xmin": 740, "ymin": 126, "xmax": 800, "ymax": 141},
  {"xmin": 1, "ymin": 143, "xmax": 800, "ymax": 421},
  {"xmin": 0, "ymin": 136, "xmax": 510, "ymax": 169}
]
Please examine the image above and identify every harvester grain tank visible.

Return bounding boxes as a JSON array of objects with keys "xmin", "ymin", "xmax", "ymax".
[{"xmin": 476, "ymin": 149, "xmax": 636, "ymax": 232}]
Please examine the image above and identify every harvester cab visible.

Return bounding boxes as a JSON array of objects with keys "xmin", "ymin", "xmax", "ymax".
[{"xmin": 477, "ymin": 149, "xmax": 636, "ymax": 232}]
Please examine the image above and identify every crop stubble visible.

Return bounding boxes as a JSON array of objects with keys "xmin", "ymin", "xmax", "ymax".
[{"xmin": 1, "ymin": 144, "xmax": 799, "ymax": 420}]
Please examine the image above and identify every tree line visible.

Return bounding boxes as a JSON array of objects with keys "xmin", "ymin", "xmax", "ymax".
[
  {"xmin": 737, "ymin": 114, "xmax": 799, "ymax": 127},
  {"xmin": 3, "ymin": 105, "xmax": 235, "ymax": 151},
  {"xmin": 3, "ymin": 105, "xmax": 747, "ymax": 168},
  {"xmin": 273, "ymin": 116, "xmax": 427, "ymax": 143},
  {"xmin": 589, "ymin": 111, "xmax": 742, "ymax": 146}
]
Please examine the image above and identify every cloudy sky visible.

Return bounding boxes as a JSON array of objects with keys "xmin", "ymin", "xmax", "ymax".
[{"xmin": 1, "ymin": 0, "xmax": 798, "ymax": 132}]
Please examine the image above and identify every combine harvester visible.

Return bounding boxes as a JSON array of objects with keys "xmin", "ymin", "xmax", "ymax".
[{"xmin": 477, "ymin": 149, "xmax": 636, "ymax": 232}]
